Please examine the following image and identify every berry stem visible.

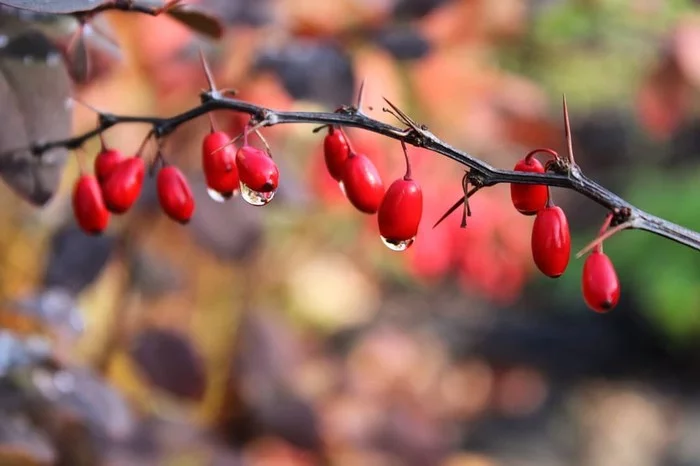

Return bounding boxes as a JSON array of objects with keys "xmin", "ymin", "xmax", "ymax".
[
  {"xmin": 135, "ymin": 130, "xmax": 155, "ymax": 158},
  {"xmin": 524, "ymin": 148, "xmax": 559, "ymax": 165},
  {"xmin": 341, "ymin": 128, "xmax": 358, "ymax": 157},
  {"xmin": 207, "ymin": 113, "xmax": 217, "ymax": 133},
  {"xmin": 75, "ymin": 147, "xmax": 88, "ymax": 174},
  {"xmin": 545, "ymin": 186, "xmax": 554, "ymax": 208},
  {"xmin": 400, "ymin": 141, "xmax": 412, "ymax": 180},
  {"xmin": 98, "ymin": 132, "xmax": 107, "ymax": 152}
]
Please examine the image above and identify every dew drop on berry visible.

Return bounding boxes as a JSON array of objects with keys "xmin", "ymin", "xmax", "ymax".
[
  {"xmin": 381, "ymin": 236, "xmax": 415, "ymax": 251},
  {"xmin": 206, "ymin": 188, "xmax": 229, "ymax": 203},
  {"xmin": 239, "ymin": 182, "xmax": 276, "ymax": 206}
]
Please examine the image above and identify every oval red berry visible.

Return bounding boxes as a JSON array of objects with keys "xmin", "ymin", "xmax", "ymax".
[
  {"xmin": 378, "ymin": 178, "xmax": 423, "ymax": 249},
  {"xmin": 157, "ymin": 166, "xmax": 195, "ymax": 224},
  {"xmin": 582, "ymin": 251, "xmax": 620, "ymax": 313},
  {"xmin": 511, "ymin": 158, "xmax": 548, "ymax": 215},
  {"xmin": 72, "ymin": 174, "xmax": 110, "ymax": 235},
  {"xmin": 202, "ymin": 131, "xmax": 239, "ymax": 197},
  {"xmin": 531, "ymin": 205, "xmax": 571, "ymax": 278},
  {"xmin": 323, "ymin": 127, "xmax": 350, "ymax": 181},
  {"xmin": 94, "ymin": 148, "xmax": 125, "ymax": 185},
  {"xmin": 341, "ymin": 153, "xmax": 384, "ymax": 214},
  {"xmin": 235, "ymin": 145, "xmax": 280, "ymax": 193},
  {"xmin": 101, "ymin": 156, "xmax": 146, "ymax": 214}
]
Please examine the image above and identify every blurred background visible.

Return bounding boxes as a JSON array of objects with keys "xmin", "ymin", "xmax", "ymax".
[{"xmin": 1, "ymin": 0, "xmax": 700, "ymax": 465}]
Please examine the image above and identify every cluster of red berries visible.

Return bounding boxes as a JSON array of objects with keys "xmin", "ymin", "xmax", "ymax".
[
  {"xmin": 72, "ymin": 127, "xmax": 281, "ymax": 235},
  {"xmin": 323, "ymin": 126, "xmax": 423, "ymax": 251},
  {"xmin": 510, "ymin": 149, "xmax": 620, "ymax": 313}
]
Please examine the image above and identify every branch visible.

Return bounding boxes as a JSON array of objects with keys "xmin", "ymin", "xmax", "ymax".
[{"xmin": 19, "ymin": 91, "xmax": 700, "ymax": 252}]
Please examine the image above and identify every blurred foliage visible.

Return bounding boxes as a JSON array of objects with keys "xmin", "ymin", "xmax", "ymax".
[{"xmin": 0, "ymin": 0, "xmax": 699, "ymax": 465}]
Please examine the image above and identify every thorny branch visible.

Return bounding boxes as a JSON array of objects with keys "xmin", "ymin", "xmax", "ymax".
[{"xmin": 20, "ymin": 90, "xmax": 700, "ymax": 253}]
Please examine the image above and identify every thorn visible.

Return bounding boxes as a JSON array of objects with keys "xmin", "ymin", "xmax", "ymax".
[
  {"xmin": 208, "ymin": 113, "xmax": 217, "ymax": 133},
  {"xmin": 433, "ymin": 185, "xmax": 479, "ymax": 229},
  {"xmin": 254, "ymin": 129, "xmax": 272, "ymax": 156},
  {"xmin": 70, "ymin": 97, "xmax": 103, "ymax": 115},
  {"xmin": 562, "ymin": 94, "xmax": 576, "ymax": 167},
  {"xmin": 356, "ymin": 78, "xmax": 366, "ymax": 113},
  {"xmin": 575, "ymin": 220, "xmax": 634, "ymax": 259},
  {"xmin": 382, "ymin": 97, "xmax": 420, "ymax": 130},
  {"xmin": 433, "ymin": 196, "xmax": 465, "ymax": 229},
  {"xmin": 199, "ymin": 46, "xmax": 217, "ymax": 92}
]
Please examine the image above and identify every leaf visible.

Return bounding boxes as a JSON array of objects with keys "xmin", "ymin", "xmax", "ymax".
[
  {"xmin": 0, "ymin": 414, "xmax": 56, "ymax": 466},
  {"xmin": 372, "ymin": 24, "xmax": 432, "ymax": 60},
  {"xmin": 189, "ymin": 176, "xmax": 264, "ymax": 262},
  {"xmin": 31, "ymin": 367, "xmax": 136, "ymax": 441},
  {"xmin": 129, "ymin": 328, "xmax": 207, "ymax": 401},
  {"xmin": 165, "ymin": 4, "xmax": 224, "ymax": 39},
  {"xmin": 254, "ymin": 39, "xmax": 355, "ymax": 109},
  {"xmin": 63, "ymin": 26, "xmax": 88, "ymax": 83},
  {"xmin": 42, "ymin": 223, "xmax": 116, "ymax": 295},
  {"xmin": 0, "ymin": 0, "xmax": 224, "ymax": 39},
  {"xmin": 0, "ymin": 16, "xmax": 71, "ymax": 205}
]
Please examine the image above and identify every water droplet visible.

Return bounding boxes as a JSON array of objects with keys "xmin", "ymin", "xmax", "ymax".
[
  {"xmin": 240, "ymin": 182, "xmax": 276, "ymax": 206},
  {"xmin": 207, "ymin": 188, "xmax": 228, "ymax": 203},
  {"xmin": 381, "ymin": 236, "xmax": 415, "ymax": 251},
  {"xmin": 338, "ymin": 181, "xmax": 347, "ymax": 197}
]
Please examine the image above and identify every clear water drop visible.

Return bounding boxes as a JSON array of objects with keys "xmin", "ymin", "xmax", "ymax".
[
  {"xmin": 381, "ymin": 236, "xmax": 415, "ymax": 252},
  {"xmin": 338, "ymin": 181, "xmax": 347, "ymax": 197},
  {"xmin": 240, "ymin": 182, "xmax": 276, "ymax": 206},
  {"xmin": 207, "ymin": 188, "xmax": 228, "ymax": 203}
]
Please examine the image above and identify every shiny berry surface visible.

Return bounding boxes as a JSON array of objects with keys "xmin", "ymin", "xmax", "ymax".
[
  {"xmin": 510, "ymin": 157, "xmax": 548, "ymax": 215},
  {"xmin": 101, "ymin": 156, "xmax": 146, "ymax": 214},
  {"xmin": 235, "ymin": 145, "xmax": 280, "ymax": 193},
  {"xmin": 378, "ymin": 178, "xmax": 423, "ymax": 244},
  {"xmin": 157, "ymin": 166, "xmax": 195, "ymax": 224},
  {"xmin": 531, "ymin": 205, "xmax": 570, "ymax": 278},
  {"xmin": 341, "ymin": 153, "xmax": 385, "ymax": 214},
  {"xmin": 72, "ymin": 174, "xmax": 110, "ymax": 235},
  {"xmin": 202, "ymin": 131, "xmax": 239, "ymax": 197},
  {"xmin": 323, "ymin": 127, "xmax": 350, "ymax": 181},
  {"xmin": 94, "ymin": 148, "xmax": 125, "ymax": 184},
  {"xmin": 582, "ymin": 250, "xmax": 620, "ymax": 313}
]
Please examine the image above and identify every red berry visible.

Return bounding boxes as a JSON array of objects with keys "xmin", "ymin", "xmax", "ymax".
[
  {"xmin": 72, "ymin": 174, "xmax": 110, "ymax": 235},
  {"xmin": 531, "ymin": 205, "xmax": 570, "ymax": 278},
  {"xmin": 202, "ymin": 131, "xmax": 239, "ymax": 198},
  {"xmin": 94, "ymin": 148, "xmax": 125, "ymax": 184},
  {"xmin": 378, "ymin": 178, "xmax": 423, "ymax": 250},
  {"xmin": 101, "ymin": 156, "xmax": 146, "ymax": 214},
  {"xmin": 511, "ymin": 157, "xmax": 548, "ymax": 215},
  {"xmin": 323, "ymin": 127, "xmax": 350, "ymax": 181},
  {"xmin": 235, "ymin": 145, "xmax": 279, "ymax": 205},
  {"xmin": 341, "ymin": 153, "xmax": 384, "ymax": 214},
  {"xmin": 157, "ymin": 165, "xmax": 195, "ymax": 224},
  {"xmin": 582, "ymin": 250, "xmax": 620, "ymax": 313}
]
